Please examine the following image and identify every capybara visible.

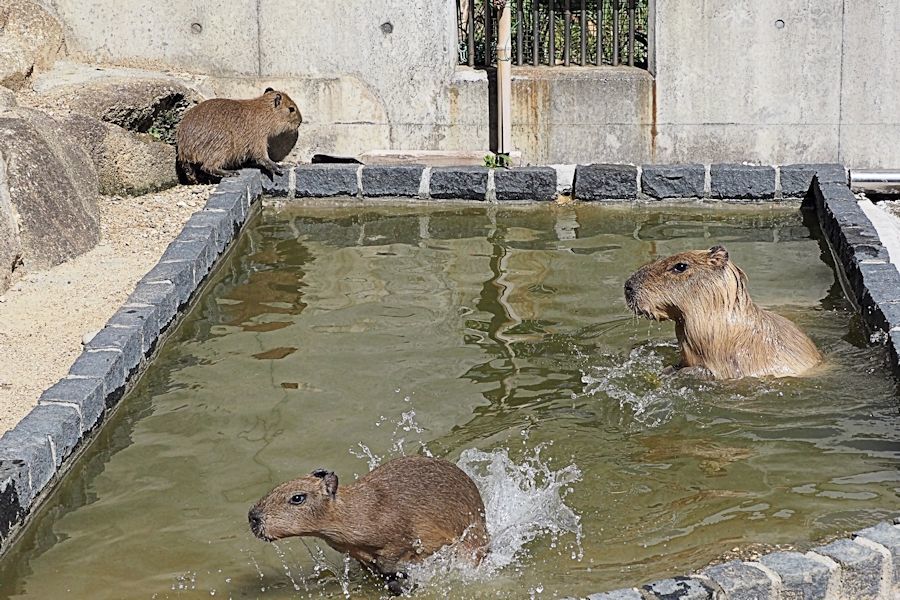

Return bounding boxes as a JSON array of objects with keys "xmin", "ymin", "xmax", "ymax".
[
  {"xmin": 249, "ymin": 455, "xmax": 489, "ymax": 591},
  {"xmin": 624, "ymin": 245, "xmax": 821, "ymax": 379},
  {"xmin": 176, "ymin": 88, "xmax": 302, "ymax": 183}
]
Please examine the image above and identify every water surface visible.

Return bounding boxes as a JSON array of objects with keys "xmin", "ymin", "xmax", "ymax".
[{"xmin": 1, "ymin": 202, "xmax": 897, "ymax": 599}]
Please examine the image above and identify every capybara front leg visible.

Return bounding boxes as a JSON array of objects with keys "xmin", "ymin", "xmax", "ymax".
[{"xmin": 203, "ymin": 166, "xmax": 241, "ymax": 179}]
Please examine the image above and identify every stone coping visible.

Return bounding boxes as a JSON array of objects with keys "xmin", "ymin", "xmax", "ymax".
[
  {"xmin": 259, "ymin": 162, "xmax": 847, "ymax": 202},
  {"xmin": 0, "ymin": 164, "xmax": 897, "ymax": 600}
]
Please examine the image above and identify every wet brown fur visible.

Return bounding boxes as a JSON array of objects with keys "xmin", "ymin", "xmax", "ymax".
[
  {"xmin": 624, "ymin": 246, "xmax": 822, "ymax": 379},
  {"xmin": 176, "ymin": 88, "xmax": 302, "ymax": 183},
  {"xmin": 249, "ymin": 455, "xmax": 489, "ymax": 578}
]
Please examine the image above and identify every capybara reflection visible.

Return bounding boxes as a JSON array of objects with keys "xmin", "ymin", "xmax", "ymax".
[
  {"xmin": 176, "ymin": 88, "xmax": 302, "ymax": 183},
  {"xmin": 624, "ymin": 245, "xmax": 821, "ymax": 379},
  {"xmin": 249, "ymin": 455, "xmax": 488, "ymax": 593}
]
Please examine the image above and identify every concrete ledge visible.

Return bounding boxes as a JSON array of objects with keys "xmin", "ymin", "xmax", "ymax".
[
  {"xmin": 0, "ymin": 169, "xmax": 265, "ymax": 556},
  {"xmin": 711, "ymin": 164, "xmax": 776, "ymax": 199},
  {"xmin": 816, "ymin": 539, "xmax": 888, "ymax": 599},
  {"xmin": 641, "ymin": 164, "xmax": 705, "ymax": 199},
  {"xmin": 573, "ymin": 164, "xmax": 638, "ymax": 200},
  {"xmin": 494, "ymin": 167, "xmax": 557, "ymax": 201},
  {"xmin": 361, "ymin": 165, "xmax": 425, "ymax": 197}
]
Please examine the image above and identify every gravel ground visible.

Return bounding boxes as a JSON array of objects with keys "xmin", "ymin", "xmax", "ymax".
[{"xmin": 0, "ymin": 185, "xmax": 213, "ymax": 435}]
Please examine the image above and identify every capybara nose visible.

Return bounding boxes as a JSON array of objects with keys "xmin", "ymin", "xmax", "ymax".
[{"xmin": 624, "ymin": 279, "xmax": 635, "ymax": 301}]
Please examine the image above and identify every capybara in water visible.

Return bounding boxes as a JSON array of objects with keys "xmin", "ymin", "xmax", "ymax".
[
  {"xmin": 249, "ymin": 455, "xmax": 489, "ymax": 592},
  {"xmin": 624, "ymin": 245, "xmax": 821, "ymax": 379},
  {"xmin": 176, "ymin": 88, "xmax": 302, "ymax": 183}
]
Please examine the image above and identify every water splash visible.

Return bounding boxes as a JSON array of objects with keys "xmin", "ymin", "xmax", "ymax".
[
  {"xmin": 579, "ymin": 343, "xmax": 699, "ymax": 427},
  {"xmin": 405, "ymin": 444, "xmax": 583, "ymax": 590}
]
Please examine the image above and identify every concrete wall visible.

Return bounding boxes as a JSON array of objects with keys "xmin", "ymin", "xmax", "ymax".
[
  {"xmin": 654, "ymin": 0, "xmax": 900, "ymax": 168},
  {"xmin": 42, "ymin": 0, "xmax": 900, "ymax": 167}
]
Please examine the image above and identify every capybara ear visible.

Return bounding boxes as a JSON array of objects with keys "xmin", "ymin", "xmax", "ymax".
[
  {"xmin": 708, "ymin": 245, "xmax": 729, "ymax": 266},
  {"xmin": 264, "ymin": 87, "xmax": 275, "ymax": 94},
  {"xmin": 324, "ymin": 472, "xmax": 338, "ymax": 498},
  {"xmin": 311, "ymin": 469, "xmax": 339, "ymax": 498},
  {"xmin": 273, "ymin": 93, "xmax": 282, "ymax": 108}
]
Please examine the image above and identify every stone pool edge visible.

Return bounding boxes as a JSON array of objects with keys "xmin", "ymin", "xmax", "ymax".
[{"xmin": 0, "ymin": 163, "xmax": 897, "ymax": 600}]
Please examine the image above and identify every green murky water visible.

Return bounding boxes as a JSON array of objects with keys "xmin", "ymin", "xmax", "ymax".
[{"xmin": 1, "ymin": 202, "xmax": 897, "ymax": 599}]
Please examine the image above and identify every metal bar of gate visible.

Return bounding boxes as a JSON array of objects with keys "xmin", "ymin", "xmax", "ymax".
[
  {"xmin": 596, "ymin": 0, "xmax": 603, "ymax": 65},
  {"xmin": 580, "ymin": 0, "xmax": 587, "ymax": 66},
  {"xmin": 627, "ymin": 0, "xmax": 635, "ymax": 67},
  {"xmin": 467, "ymin": 0, "xmax": 475, "ymax": 67},
  {"xmin": 517, "ymin": 0, "xmax": 524, "ymax": 65},
  {"xmin": 532, "ymin": 1, "xmax": 540, "ymax": 65},
  {"xmin": 612, "ymin": 0, "xmax": 619, "ymax": 66},
  {"xmin": 484, "ymin": 0, "xmax": 493, "ymax": 65},
  {"xmin": 563, "ymin": 0, "xmax": 571, "ymax": 66},
  {"xmin": 549, "ymin": 0, "xmax": 556, "ymax": 66}
]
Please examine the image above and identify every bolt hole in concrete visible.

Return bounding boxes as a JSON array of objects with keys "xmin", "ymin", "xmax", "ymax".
[
  {"xmin": 381, "ymin": 21, "xmax": 394, "ymax": 34},
  {"xmin": 0, "ymin": 204, "xmax": 897, "ymax": 598},
  {"xmin": 190, "ymin": 22, "xmax": 202, "ymax": 34},
  {"xmin": 775, "ymin": 19, "xmax": 785, "ymax": 29}
]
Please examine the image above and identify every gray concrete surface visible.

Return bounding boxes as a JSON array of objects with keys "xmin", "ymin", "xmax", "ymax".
[{"xmin": 32, "ymin": 0, "xmax": 900, "ymax": 168}]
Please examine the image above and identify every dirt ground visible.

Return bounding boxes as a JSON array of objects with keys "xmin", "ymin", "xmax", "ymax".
[{"xmin": 0, "ymin": 185, "xmax": 213, "ymax": 435}]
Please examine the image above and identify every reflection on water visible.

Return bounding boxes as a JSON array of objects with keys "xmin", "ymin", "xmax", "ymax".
[{"xmin": 0, "ymin": 202, "xmax": 897, "ymax": 599}]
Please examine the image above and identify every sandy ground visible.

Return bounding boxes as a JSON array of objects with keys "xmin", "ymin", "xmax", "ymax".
[{"xmin": 0, "ymin": 185, "xmax": 213, "ymax": 435}]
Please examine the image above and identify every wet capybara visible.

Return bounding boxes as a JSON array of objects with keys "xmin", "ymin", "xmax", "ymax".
[
  {"xmin": 624, "ymin": 245, "xmax": 822, "ymax": 379},
  {"xmin": 175, "ymin": 88, "xmax": 302, "ymax": 183},
  {"xmin": 249, "ymin": 455, "xmax": 489, "ymax": 590}
]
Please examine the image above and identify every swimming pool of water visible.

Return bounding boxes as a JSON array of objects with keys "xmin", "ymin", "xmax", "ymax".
[{"xmin": 1, "ymin": 202, "xmax": 897, "ymax": 599}]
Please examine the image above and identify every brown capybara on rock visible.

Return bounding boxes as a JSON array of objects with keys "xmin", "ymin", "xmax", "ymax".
[
  {"xmin": 249, "ymin": 455, "xmax": 489, "ymax": 592},
  {"xmin": 175, "ymin": 88, "xmax": 302, "ymax": 183},
  {"xmin": 624, "ymin": 245, "xmax": 821, "ymax": 379}
]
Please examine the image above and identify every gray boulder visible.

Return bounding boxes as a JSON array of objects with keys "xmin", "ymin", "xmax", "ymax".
[
  {"xmin": 62, "ymin": 113, "xmax": 177, "ymax": 195},
  {"xmin": 33, "ymin": 78, "xmax": 201, "ymax": 145},
  {"xmin": 0, "ymin": 104, "xmax": 100, "ymax": 284},
  {"xmin": 0, "ymin": 1, "xmax": 65, "ymax": 89}
]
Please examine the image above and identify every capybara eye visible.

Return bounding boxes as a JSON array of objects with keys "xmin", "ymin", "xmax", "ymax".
[
  {"xmin": 671, "ymin": 262, "xmax": 689, "ymax": 273},
  {"xmin": 288, "ymin": 106, "xmax": 296, "ymax": 113},
  {"xmin": 289, "ymin": 493, "xmax": 306, "ymax": 505}
]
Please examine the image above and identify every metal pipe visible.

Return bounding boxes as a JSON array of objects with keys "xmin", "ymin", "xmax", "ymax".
[
  {"xmin": 850, "ymin": 170, "xmax": 900, "ymax": 195},
  {"xmin": 484, "ymin": 0, "xmax": 493, "ymax": 65}
]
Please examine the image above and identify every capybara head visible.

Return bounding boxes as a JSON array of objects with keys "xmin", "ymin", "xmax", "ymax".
[
  {"xmin": 249, "ymin": 468, "xmax": 338, "ymax": 542},
  {"xmin": 624, "ymin": 245, "xmax": 742, "ymax": 321},
  {"xmin": 262, "ymin": 87, "xmax": 303, "ymax": 129}
]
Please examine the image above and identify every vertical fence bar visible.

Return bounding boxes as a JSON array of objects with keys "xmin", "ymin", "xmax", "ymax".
[
  {"xmin": 484, "ymin": 0, "xmax": 493, "ymax": 66},
  {"xmin": 627, "ymin": 0, "xmax": 635, "ymax": 66},
  {"xmin": 563, "ymin": 0, "xmax": 571, "ymax": 66},
  {"xmin": 516, "ymin": 0, "xmax": 524, "ymax": 65},
  {"xmin": 647, "ymin": 0, "xmax": 656, "ymax": 74},
  {"xmin": 580, "ymin": 0, "xmax": 586, "ymax": 66},
  {"xmin": 549, "ymin": 0, "xmax": 556, "ymax": 66},
  {"xmin": 612, "ymin": 0, "xmax": 619, "ymax": 66},
  {"xmin": 532, "ymin": 1, "xmax": 540, "ymax": 65},
  {"xmin": 467, "ymin": 0, "xmax": 475, "ymax": 66},
  {"xmin": 596, "ymin": 0, "xmax": 603, "ymax": 65}
]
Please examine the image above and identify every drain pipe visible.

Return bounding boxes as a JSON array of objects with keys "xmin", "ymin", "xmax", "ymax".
[
  {"xmin": 496, "ymin": 1, "xmax": 512, "ymax": 155},
  {"xmin": 850, "ymin": 170, "xmax": 900, "ymax": 195}
]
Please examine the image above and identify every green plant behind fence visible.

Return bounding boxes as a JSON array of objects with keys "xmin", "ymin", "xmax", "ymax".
[{"xmin": 458, "ymin": 0, "xmax": 648, "ymax": 68}]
